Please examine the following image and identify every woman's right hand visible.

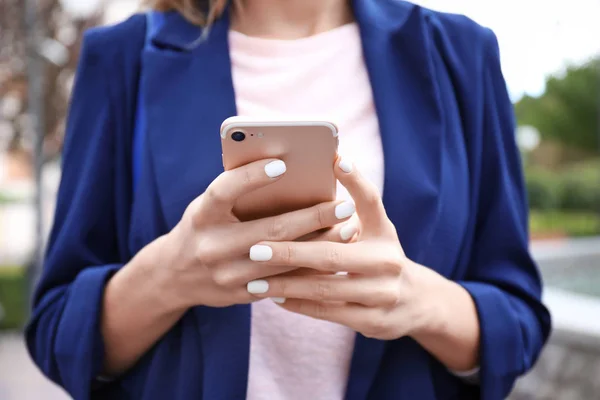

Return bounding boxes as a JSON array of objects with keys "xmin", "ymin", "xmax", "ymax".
[{"xmin": 145, "ymin": 159, "xmax": 357, "ymax": 309}]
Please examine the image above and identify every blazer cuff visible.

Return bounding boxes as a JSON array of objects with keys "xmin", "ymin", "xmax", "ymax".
[
  {"xmin": 54, "ymin": 263, "xmax": 123, "ymax": 397},
  {"xmin": 458, "ymin": 280, "xmax": 525, "ymax": 398}
]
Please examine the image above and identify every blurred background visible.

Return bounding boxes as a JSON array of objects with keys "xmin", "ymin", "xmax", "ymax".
[{"xmin": 0, "ymin": 0, "xmax": 598, "ymax": 399}]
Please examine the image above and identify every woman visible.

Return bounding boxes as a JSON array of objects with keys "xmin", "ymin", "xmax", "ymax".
[{"xmin": 26, "ymin": 0, "xmax": 551, "ymax": 399}]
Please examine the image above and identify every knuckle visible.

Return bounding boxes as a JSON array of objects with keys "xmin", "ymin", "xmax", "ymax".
[
  {"xmin": 313, "ymin": 302, "xmax": 329, "ymax": 320},
  {"xmin": 325, "ymin": 247, "xmax": 343, "ymax": 270},
  {"xmin": 185, "ymin": 196, "xmax": 202, "ymax": 215},
  {"xmin": 211, "ymin": 268, "xmax": 236, "ymax": 288},
  {"xmin": 205, "ymin": 186, "xmax": 228, "ymax": 206},
  {"xmin": 312, "ymin": 281, "xmax": 333, "ymax": 302},
  {"xmin": 314, "ymin": 203, "xmax": 327, "ymax": 229},
  {"xmin": 186, "ymin": 198, "xmax": 205, "ymax": 230},
  {"xmin": 195, "ymin": 243, "xmax": 218, "ymax": 265},
  {"xmin": 363, "ymin": 190, "xmax": 382, "ymax": 208},
  {"xmin": 364, "ymin": 315, "xmax": 390, "ymax": 338},
  {"xmin": 282, "ymin": 244, "xmax": 296, "ymax": 265},
  {"xmin": 381, "ymin": 254, "xmax": 402, "ymax": 274},
  {"xmin": 377, "ymin": 287, "xmax": 401, "ymax": 307},
  {"xmin": 242, "ymin": 168, "xmax": 253, "ymax": 185},
  {"xmin": 266, "ymin": 217, "xmax": 288, "ymax": 241},
  {"xmin": 276, "ymin": 279, "xmax": 289, "ymax": 297}
]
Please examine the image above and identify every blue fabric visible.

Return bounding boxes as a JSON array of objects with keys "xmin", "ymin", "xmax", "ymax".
[
  {"xmin": 25, "ymin": 1, "xmax": 552, "ymax": 399},
  {"xmin": 132, "ymin": 12, "xmax": 164, "ymax": 192}
]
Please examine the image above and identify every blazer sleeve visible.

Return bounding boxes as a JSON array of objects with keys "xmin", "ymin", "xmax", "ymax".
[
  {"xmin": 25, "ymin": 30, "xmax": 127, "ymax": 400},
  {"xmin": 457, "ymin": 30, "xmax": 552, "ymax": 399}
]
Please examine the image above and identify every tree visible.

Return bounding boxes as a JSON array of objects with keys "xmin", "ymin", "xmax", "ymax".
[
  {"xmin": 514, "ymin": 57, "xmax": 600, "ymax": 154},
  {"xmin": 0, "ymin": 0, "xmax": 99, "ymax": 162}
]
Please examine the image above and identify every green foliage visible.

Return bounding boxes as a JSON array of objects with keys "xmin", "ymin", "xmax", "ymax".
[
  {"xmin": 0, "ymin": 267, "xmax": 28, "ymax": 330},
  {"xmin": 559, "ymin": 159, "xmax": 600, "ymax": 212},
  {"xmin": 526, "ymin": 159, "xmax": 600, "ymax": 213},
  {"xmin": 515, "ymin": 57, "xmax": 600, "ymax": 153},
  {"xmin": 530, "ymin": 211, "xmax": 600, "ymax": 237},
  {"xmin": 560, "ymin": 175, "xmax": 599, "ymax": 211},
  {"xmin": 525, "ymin": 169, "xmax": 561, "ymax": 210},
  {"xmin": 526, "ymin": 158, "xmax": 600, "ymax": 237}
]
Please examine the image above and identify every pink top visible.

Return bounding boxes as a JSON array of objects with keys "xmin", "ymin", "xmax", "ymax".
[{"xmin": 229, "ymin": 23, "xmax": 385, "ymax": 399}]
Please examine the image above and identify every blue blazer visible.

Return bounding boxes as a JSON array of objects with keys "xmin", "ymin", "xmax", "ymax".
[{"xmin": 26, "ymin": 1, "xmax": 551, "ymax": 399}]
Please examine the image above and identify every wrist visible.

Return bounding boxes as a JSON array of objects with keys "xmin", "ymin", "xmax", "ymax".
[
  {"xmin": 406, "ymin": 263, "xmax": 481, "ymax": 371},
  {"xmin": 405, "ymin": 262, "xmax": 452, "ymax": 340},
  {"xmin": 134, "ymin": 233, "xmax": 190, "ymax": 313}
]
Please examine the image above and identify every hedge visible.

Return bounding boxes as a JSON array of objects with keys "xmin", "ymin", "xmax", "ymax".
[
  {"xmin": 530, "ymin": 211, "xmax": 600, "ymax": 237},
  {"xmin": 526, "ymin": 170, "xmax": 562, "ymax": 210},
  {"xmin": 0, "ymin": 267, "xmax": 28, "ymax": 330},
  {"xmin": 525, "ymin": 159, "xmax": 600, "ymax": 213}
]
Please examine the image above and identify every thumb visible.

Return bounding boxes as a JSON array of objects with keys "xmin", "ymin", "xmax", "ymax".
[{"xmin": 335, "ymin": 156, "xmax": 386, "ymax": 232}]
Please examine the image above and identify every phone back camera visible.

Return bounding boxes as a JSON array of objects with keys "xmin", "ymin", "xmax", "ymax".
[{"xmin": 231, "ymin": 131, "xmax": 246, "ymax": 142}]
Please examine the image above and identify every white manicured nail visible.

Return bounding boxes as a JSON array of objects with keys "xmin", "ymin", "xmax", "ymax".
[
  {"xmin": 271, "ymin": 297, "xmax": 286, "ymax": 304},
  {"xmin": 335, "ymin": 201, "xmax": 355, "ymax": 220},
  {"xmin": 250, "ymin": 245, "xmax": 273, "ymax": 261},
  {"xmin": 265, "ymin": 160, "xmax": 286, "ymax": 178},
  {"xmin": 339, "ymin": 158, "xmax": 353, "ymax": 173},
  {"xmin": 340, "ymin": 223, "xmax": 358, "ymax": 241},
  {"xmin": 247, "ymin": 280, "xmax": 269, "ymax": 294}
]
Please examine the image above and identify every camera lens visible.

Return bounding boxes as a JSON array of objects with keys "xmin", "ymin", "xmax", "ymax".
[{"xmin": 231, "ymin": 131, "xmax": 246, "ymax": 142}]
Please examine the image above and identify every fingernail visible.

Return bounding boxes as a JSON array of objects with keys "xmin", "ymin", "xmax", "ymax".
[
  {"xmin": 271, "ymin": 297, "xmax": 286, "ymax": 304},
  {"xmin": 247, "ymin": 280, "xmax": 269, "ymax": 294},
  {"xmin": 335, "ymin": 201, "xmax": 356, "ymax": 220},
  {"xmin": 265, "ymin": 160, "xmax": 286, "ymax": 178},
  {"xmin": 340, "ymin": 223, "xmax": 358, "ymax": 241},
  {"xmin": 339, "ymin": 157, "xmax": 353, "ymax": 173},
  {"xmin": 250, "ymin": 245, "xmax": 273, "ymax": 261}
]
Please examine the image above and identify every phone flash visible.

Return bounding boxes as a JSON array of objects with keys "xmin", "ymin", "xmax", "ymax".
[{"xmin": 257, "ymin": 132, "xmax": 264, "ymax": 138}]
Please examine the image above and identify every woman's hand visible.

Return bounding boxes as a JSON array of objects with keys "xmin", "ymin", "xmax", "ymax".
[
  {"xmin": 244, "ymin": 158, "xmax": 480, "ymax": 371},
  {"xmin": 149, "ymin": 158, "xmax": 357, "ymax": 309},
  {"xmin": 244, "ymin": 157, "xmax": 428, "ymax": 339},
  {"xmin": 102, "ymin": 158, "xmax": 356, "ymax": 376}
]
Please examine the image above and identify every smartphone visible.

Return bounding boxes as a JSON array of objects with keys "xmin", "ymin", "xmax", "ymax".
[{"xmin": 220, "ymin": 116, "xmax": 339, "ymax": 221}]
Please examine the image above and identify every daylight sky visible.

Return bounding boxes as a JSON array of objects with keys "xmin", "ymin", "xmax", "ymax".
[
  {"xmin": 69, "ymin": 0, "xmax": 600, "ymax": 102},
  {"xmin": 415, "ymin": 0, "xmax": 600, "ymax": 101}
]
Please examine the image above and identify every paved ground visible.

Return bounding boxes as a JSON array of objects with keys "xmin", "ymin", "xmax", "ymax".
[{"xmin": 0, "ymin": 333, "xmax": 69, "ymax": 400}]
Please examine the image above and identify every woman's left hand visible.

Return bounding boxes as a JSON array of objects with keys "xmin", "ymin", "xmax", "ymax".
[{"xmin": 246, "ymin": 157, "xmax": 450, "ymax": 341}]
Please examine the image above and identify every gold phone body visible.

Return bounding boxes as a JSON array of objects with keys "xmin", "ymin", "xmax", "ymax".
[{"xmin": 220, "ymin": 116, "xmax": 339, "ymax": 221}]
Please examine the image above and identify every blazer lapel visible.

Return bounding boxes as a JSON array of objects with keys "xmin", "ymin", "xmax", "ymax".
[
  {"xmin": 142, "ymin": 11, "xmax": 236, "ymax": 230},
  {"xmin": 356, "ymin": 0, "xmax": 445, "ymax": 264},
  {"xmin": 346, "ymin": 1, "xmax": 445, "ymax": 398},
  {"xmin": 141, "ymin": 11, "xmax": 251, "ymax": 400}
]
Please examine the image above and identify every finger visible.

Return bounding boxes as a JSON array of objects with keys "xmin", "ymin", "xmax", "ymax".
[
  {"xmin": 211, "ymin": 258, "xmax": 298, "ymax": 288},
  {"xmin": 206, "ymin": 200, "xmax": 356, "ymax": 260},
  {"xmin": 200, "ymin": 159, "xmax": 286, "ymax": 216},
  {"xmin": 226, "ymin": 287, "xmax": 265, "ymax": 305},
  {"xmin": 308, "ymin": 217, "xmax": 360, "ymax": 243},
  {"xmin": 248, "ymin": 274, "xmax": 393, "ymax": 307},
  {"xmin": 276, "ymin": 267, "xmax": 332, "ymax": 277},
  {"xmin": 279, "ymin": 299, "xmax": 370, "ymax": 332},
  {"xmin": 243, "ymin": 199, "xmax": 356, "ymax": 244},
  {"xmin": 334, "ymin": 157, "xmax": 387, "ymax": 232},
  {"xmin": 225, "ymin": 285, "xmax": 286, "ymax": 305},
  {"xmin": 249, "ymin": 241, "xmax": 399, "ymax": 275}
]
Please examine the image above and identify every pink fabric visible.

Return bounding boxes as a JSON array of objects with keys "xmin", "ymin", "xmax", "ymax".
[{"xmin": 229, "ymin": 23, "xmax": 384, "ymax": 400}]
